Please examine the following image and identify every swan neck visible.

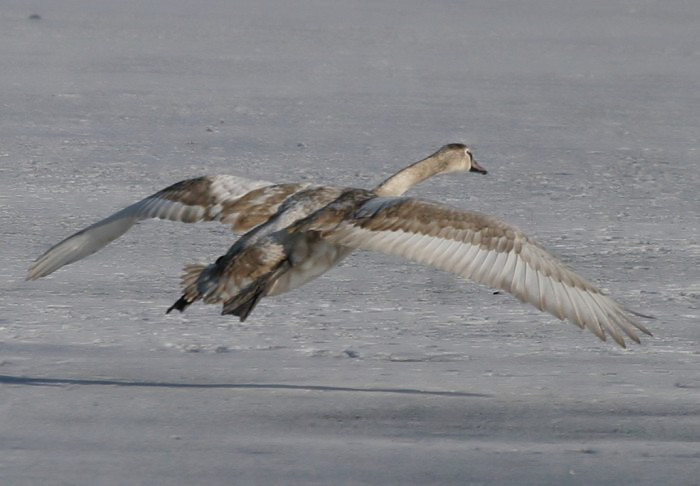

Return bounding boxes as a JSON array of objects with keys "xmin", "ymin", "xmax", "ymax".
[{"xmin": 373, "ymin": 154, "xmax": 444, "ymax": 197}]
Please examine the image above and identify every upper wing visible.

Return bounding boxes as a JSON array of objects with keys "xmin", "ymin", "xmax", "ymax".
[
  {"xmin": 27, "ymin": 175, "xmax": 312, "ymax": 279},
  {"xmin": 311, "ymin": 196, "xmax": 651, "ymax": 347}
]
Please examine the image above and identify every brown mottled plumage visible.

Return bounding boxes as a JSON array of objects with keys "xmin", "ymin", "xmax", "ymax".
[
  {"xmin": 28, "ymin": 143, "xmax": 480, "ymax": 288},
  {"xmin": 180, "ymin": 148, "xmax": 651, "ymax": 347},
  {"xmin": 26, "ymin": 174, "xmax": 299, "ymax": 279},
  {"xmin": 28, "ymin": 143, "xmax": 651, "ymax": 347}
]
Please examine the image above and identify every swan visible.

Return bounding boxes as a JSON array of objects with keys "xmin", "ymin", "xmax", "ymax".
[
  {"xmin": 164, "ymin": 143, "xmax": 486, "ymax": 311},
  {"xmin": 27, "ymin": 143, "xmax": 484, "ymax": 285},
  {"xmin": 170, "ymin": 152, "xmax": 652, "ymax": 348},
  {"xmin": 27, "ymin": 143, "xmax": 651, "ymax": 347}
]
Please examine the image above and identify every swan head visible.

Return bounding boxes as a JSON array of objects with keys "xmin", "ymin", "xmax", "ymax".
[
  {"xmin": 374, "ymin": 143, "xmax": 487, "ymax": 197},
  {"xmin": 436, "ymin": 143, "xmax": 487, "ymax": 175}
]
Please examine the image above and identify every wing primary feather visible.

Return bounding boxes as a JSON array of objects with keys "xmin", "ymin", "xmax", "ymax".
[
  {"xmin": 558, "ymin": 284, "xmax": 587, "ymax": 329},
  {"xmin": 454, "ymin": 243, "xmax": 481, "ymax": 275},
  {"xmin": 442, "ymin": 239, "xmax": 463, "ymax": 270},
  {"xmin": 472, "ymin": 250, "xmax": 498, "ymax": 283},
  {"xmin": 420, "ymin": 236, "xmax": 446, "ymax": 267},
  {"xmin": 576, "ymin": 287, "xmax": 607, "ymax": 341},
  {"xmin": 523, "ymin": 263, "xmax": 541, "ymax": 311},
  {"xmin": 427, "ymin": 238, "xmax": 455, "ymax": 267},
  {"xmin": 495, "ymin": 250, "xmax": 518, "ymax": 294},
  {"xmin": 586, "ymin": 291, "xmax": 619, "ymax": 344},
  {"xmin": 461, "ymin": 247, "xmax": 490, "ymax": 280},
  {"xmin": 590, "ymin": 293, "xmax": 628, "ymax": 347},
  {"xmin": 557, "ymin": 278, "xmax": 585, "ymax": 328},
  {"xmin": 486, "ymin": 250, "xmax": 509, "ymax": 288},
  {"xmin": 534, "ymin": 270, "xmax": 551, "ymax": 312}
]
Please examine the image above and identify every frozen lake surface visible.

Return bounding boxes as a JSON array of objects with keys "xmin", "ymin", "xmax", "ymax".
[{"xmin": 1, "ymin": 1, "xmax": 699, "ymax": 484}]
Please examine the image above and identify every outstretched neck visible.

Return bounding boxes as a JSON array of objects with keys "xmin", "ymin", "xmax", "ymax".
[{"xmin": 373, "ymin": 153, "xmax": 446, "ymax": 197}]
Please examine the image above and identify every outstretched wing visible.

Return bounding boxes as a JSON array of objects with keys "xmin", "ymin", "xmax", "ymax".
[
  {"xmin": 27, "ymin": 175, "xmax": 312, "ymax": 279},
  {"xmin": 310, "ymin": 196, "xmax": 651, "ymax": 347}
]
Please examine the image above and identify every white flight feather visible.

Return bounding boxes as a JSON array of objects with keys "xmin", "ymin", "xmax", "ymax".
[
  {"xmin": 27, "ymin": 175, "xmax": 275, "ymax": 279},
  {"xmin": 324, "ymin": 222, "xmax": 648, "ymax": 347}
]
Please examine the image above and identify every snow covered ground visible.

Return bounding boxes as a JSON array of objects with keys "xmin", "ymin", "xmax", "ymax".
[{"xmin": 1, "ymin": 1, "xmax": 699, "ymax": 484}]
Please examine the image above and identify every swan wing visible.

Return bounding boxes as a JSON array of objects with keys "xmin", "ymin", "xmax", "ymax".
[
  {"xmin": 312, "ymin": 196, "xmax": 651, "ymax": 347},
  {"xmin": 27, "ymin": 175, "xmax": 312, "ymax": 279}
]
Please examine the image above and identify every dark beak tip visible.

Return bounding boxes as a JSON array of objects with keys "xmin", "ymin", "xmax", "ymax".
[{"xmin": 470, "ymin": 160, "xmax": 488, "ymax": 174}]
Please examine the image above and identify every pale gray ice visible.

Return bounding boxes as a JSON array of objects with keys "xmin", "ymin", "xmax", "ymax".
[{"xmin": 1, "ymin": 1, "xmax": 699, "ymax": 484}]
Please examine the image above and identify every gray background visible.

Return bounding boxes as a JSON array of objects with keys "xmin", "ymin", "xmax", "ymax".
[{"xmin": 1, "ymin": 1, "xmax": 699, "ymax": 484}]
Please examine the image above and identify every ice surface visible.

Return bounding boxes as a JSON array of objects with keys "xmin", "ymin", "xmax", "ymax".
[{"xmin": 1, "ymin": 1, "xmax": 699, "ymax": 484}]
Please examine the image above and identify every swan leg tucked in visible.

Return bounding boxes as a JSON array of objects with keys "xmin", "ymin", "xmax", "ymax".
[{"xmin": 221, "ymin": 262, "xmax": 290, "ymax": 320}]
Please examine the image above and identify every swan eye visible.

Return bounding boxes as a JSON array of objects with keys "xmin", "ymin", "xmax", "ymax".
[{"xmin": 464, "ymin": 148, "xmax": 472, "ymax": 160}]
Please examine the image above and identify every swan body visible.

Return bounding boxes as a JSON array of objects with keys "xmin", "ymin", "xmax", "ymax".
[{"xmin": 166, "ymin": 143, "xmax": 484, "ymax": 311}]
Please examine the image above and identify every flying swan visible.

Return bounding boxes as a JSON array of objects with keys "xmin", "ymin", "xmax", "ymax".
[{"xmin": 28, "ymin": 144, "xmax": 651, "ymax": 347}]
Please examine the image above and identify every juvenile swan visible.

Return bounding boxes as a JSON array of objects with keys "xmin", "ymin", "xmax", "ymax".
[
  {"xmin": 27, "ymin": 143, "xmax": 484, "ymax": 290},
  {"xmin": 28, "ymin": 144, "xmax": 650, "ymax": 347},
  {"xmin": 172, "ymin": 149, "xmax": 651, "ymax": 348},
  {"xmin": 167, "ymin": 144, "xmax": 485, "ymax": 312}
]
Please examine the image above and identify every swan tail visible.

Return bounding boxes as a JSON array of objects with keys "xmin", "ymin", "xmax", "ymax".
[{"xmin": 166, "ymin": 263, "xmax": 210, "ymax": 314}]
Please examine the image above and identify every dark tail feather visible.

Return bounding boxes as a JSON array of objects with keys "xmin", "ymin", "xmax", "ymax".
[
  {"xmin": 167, "ymin": 295, "xmax": 195, "ymax": 314},
  {"xmin": 166, "ymin": 263, "xmax": 210, "ymax": 315}
]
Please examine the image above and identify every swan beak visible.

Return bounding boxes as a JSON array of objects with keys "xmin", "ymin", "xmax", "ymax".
[{"xmin": 470, "ymin": 159, "xmax": 488, "ymax": 174}]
